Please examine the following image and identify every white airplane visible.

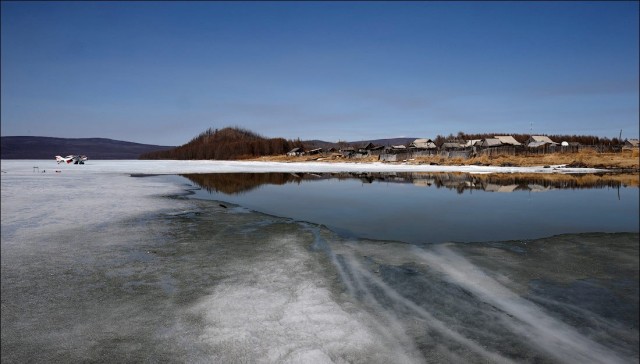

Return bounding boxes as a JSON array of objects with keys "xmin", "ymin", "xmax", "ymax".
[{"xmin": 55, "ymin": 155, "xmax": 88, "ymax": 164}]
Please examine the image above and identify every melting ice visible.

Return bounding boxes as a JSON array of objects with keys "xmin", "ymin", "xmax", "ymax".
[{"xmin": 1, "ymin": 160, "xmax": 638, "ymax": 363}]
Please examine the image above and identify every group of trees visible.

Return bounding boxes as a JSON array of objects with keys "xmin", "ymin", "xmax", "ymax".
[{"xmin": 139, "ymin": 127, "xmax": 304, "ymax": 160}]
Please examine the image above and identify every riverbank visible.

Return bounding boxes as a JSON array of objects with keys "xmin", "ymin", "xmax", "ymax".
[{"xmin": 251, "ymin": 149, "xmax": 639, "ymax": 171}]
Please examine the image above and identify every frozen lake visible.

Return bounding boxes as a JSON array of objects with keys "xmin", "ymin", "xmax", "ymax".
[{"xmin": 2, "ymin": 160, "xmax": 638, "ymax": 363}]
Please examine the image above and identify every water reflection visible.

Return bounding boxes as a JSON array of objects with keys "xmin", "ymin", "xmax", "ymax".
[
  {"xmin": 179, "ymin": 172, "xmax": 639, "ymax": 244},
  {"xmin": 182, "ymin": 172, "xmax": 639, "ymax": 195}
]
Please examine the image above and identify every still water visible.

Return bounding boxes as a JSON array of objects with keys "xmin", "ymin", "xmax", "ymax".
[{"xmin": 179, "ymin": 172, "xmax": 639, "ymax": 244}]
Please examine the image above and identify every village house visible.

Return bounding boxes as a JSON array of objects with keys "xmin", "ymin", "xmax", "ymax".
[
  {"xmin": 287, "ymin": 147, "xmax": 304, "ymax": 156},
  {"xmin": 623, "ymin": 139, "xmax": 639, "ymax": 150},
  {"xmin": 494, "ymin": 135, "xmax": 522, "ymax": 146},
  {"xmin": 463, "ymin": 139, "xmax": 482, "ymax": 148},
  {"xmin": 408, "ymin": 138, "xmax": 437, "ymax": 150},
  {"xmin": 525, "ymin": 135, "xmax": 558, "ymax": 147},
  {"xmin": 479, "ymin": 138, "xmax": 503, "ymax": 148},
  {"xmin": 440, "ymin": 141, "xmax": 465, "ymax": 150},
  {"xmin": 340, "ymin": 146, "xmax": 356, "ymax": 158}
]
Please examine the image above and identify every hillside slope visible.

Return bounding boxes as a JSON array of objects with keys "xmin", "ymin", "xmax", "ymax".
[
  {"xmin": 140, "ymin": 127, "xmax": 302, "ymax": 160},
  {"xmin": 1, "ymin": 136, "xmax": 174, "ymax": 159}
]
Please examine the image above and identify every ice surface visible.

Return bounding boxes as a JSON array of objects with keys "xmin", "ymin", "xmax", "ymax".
[
  {"xmin": 1, "ymin": 160, "xmax": 637, "ymax": 363},
  {"xmin": 1, "ymin": 158, "xmax": 607, "ymax": 175}
]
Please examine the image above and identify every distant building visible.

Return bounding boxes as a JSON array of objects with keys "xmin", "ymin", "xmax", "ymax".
[
  {"xmin": 494, "ymin": 135, "xmax": 522, "ymax": 146},
  {"xmin": 479, "ymin": 138, "xmax": 503, "ymax": 148},
  {"xmin": 409, "ymin": 138, "xmax": 437, "ymax": 150},
  {"xmin": 623, "ymin": 139, "xmax": 639, "ymax": 149},
  {"xmin": 463, "ymin": 139, "xmax": 482, "ymax": 148},
  {"xmin": 525, "ymin": 135, "xmax": 558, "ymax": 146},
  {"xmin": 440, "ymin": 142, "xmax": 465, "ymax": 150},
  {"xmin": 287, "ymin": 147, "xmax": 304, "ymax": 156}
]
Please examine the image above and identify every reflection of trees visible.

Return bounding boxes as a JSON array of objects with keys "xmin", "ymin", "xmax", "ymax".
[
  {"xmin": 182, "ymin": 173, "xmax": 303, "ymax": 195},
  {"xmin": 182, "ymin": 172, "xmax": 638, "ymax": 195}
]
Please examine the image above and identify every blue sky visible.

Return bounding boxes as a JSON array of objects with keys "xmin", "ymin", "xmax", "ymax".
[{"xmin": 2, "ymin": 1, "xmax": 638, "ymax": 145}]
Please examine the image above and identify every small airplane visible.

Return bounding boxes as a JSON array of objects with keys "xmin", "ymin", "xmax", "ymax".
[{"xmin": 55, "ymin": 155, "xmax": 88, "ymax": 164}]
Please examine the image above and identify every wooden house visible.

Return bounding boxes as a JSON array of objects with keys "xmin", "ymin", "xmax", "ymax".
[
  {"xmin": 409, "ymin": 138, "xmax": 437, "ymax": 150},
  {"xmin": 525, "ymin": 135, "xmax": 558, "ymax": 146},
  {"xmin": 479, "ymin": 138, "xmax": 503, "ymax": 148},
  {"xmin": 623, "ymin": 139, "xmax": 639, "ymax": 149},
  {"xmin": 287, "ymin": 147, "xmax": 304, "ymax": 156},
  {"xmin": 340, "ymin": 147, "xmax": 356, "ymax": 158},
  {"xmin": 494, "ymin": 135, "xmax": 522, "ymax": 146}
]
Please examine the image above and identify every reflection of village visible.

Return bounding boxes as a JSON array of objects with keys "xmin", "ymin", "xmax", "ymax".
[
  {"xmin": 287, "ymin": 136, "xmax": 640, "ymax": 161},
  {"xmin": 182, "ymin": 172, "xmax": 637, "ymax": 196}
]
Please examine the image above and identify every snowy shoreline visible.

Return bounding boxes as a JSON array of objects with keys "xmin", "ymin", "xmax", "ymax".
[{"xmin": 0, "ymin": 159, "xmax": 609, "ymax": 175}]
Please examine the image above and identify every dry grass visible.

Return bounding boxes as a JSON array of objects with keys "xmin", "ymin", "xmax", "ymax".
[
  {"xmin": 250, "ymin": 150, "xmax": 639, "ymax": 170},
  {"xmin": 410, "ymin": 149, "xmax": 639, "ymax": 170}
]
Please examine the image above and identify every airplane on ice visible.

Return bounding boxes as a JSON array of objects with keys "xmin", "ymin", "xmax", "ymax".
[{"xmin": 55, "ymin": 155, "xmax": 88, "ymax": 164}]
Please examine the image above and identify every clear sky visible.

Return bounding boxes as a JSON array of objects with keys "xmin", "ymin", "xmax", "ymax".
[{"xmin": 2, "ymin": 1, "xmax": 638, "ymax": 146}]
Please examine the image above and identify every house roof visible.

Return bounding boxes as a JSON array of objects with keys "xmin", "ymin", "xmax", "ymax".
[
  {"xmin": 494, "ymin": 136, "xmax": 522, "ymax": 146},
  {"xmin": 529, "ymin": 135, "xmax": 557, "ymax": 144},
  {"xmin": 464, "ymin": 139, "xmax": 481, "ymax": 147},
  {"xmin": 480, "ymin": 138, "xmax": 502, "ymax": 147},
  {"xmin": 441, "ymin": 142, "xmax": 464, "ymax": 149},
  {"xmin": 484, "ymin": 184, "xmax": 519, "ymax": 193},
  {"xmin": 391, "ymin": 145, "xmax": 407, "ymax": 150},
  {"xmin": 360, "ymin": 142, "xmax": 376, "ymax": 149},
  {"xmin": 626, "ymin": 139, "xmax": 639, "ymax": 147},
  {"xmin": 410, "ymin": 138, "xmax": 436, "ymax": 149},
  {"xmin": 288, "ymin": 147, "xmax": 302, "ymax": 153},
  {"xmin": 527, "ymin": 141, "xmax": 548, "ymax": 148}
]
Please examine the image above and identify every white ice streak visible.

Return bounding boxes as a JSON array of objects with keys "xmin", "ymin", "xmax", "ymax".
[
  {"xmin": 188, "ymin": 234, "xmax": 420, "ymax": 364},
  {"xmin": 2, "ymin": 159, "xmax": 607, "ymax": 176},
  {"xmin": 329, "ymin": 247, "xmax": 515, "ymax": 364},
  {"xmin": 411, "ymin": 245, "xmax": 632, "ymax": 364}
]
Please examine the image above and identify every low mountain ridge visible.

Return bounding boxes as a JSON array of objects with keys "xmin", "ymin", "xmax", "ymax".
[{"xmin": 1, "ymin": 136, "xmax": 174, "ymax": 159}]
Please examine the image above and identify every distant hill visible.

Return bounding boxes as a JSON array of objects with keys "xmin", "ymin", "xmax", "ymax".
[
  {"xmin": 1, "ymin": 136, "xmax": 175, "ymax": 159},
  {"xmin": 139, "ymin": 127, "xmax": 302, "ymax": 160}
]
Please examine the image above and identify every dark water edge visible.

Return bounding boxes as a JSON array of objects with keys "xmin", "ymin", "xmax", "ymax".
[{"xmin": 2, "ymin": 176, "xmax": 638, "ymax": 363}]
